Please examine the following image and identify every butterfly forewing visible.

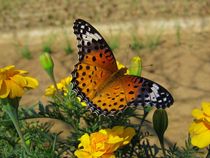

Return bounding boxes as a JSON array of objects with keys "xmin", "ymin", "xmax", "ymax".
[
  {"xmin": 73, "ymin": 19, "xmax": 118, "ymax": 70},
  {"xmin": 72, "ymin": 19, "xmax": 118, "ymax": 104}
]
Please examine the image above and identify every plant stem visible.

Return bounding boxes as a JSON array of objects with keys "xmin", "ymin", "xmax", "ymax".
[
  {"xmin": 137, "ymin": 108, "xmax": 149, "ymax": 138},
  {"xmin": 51, "ymin": 73, "xmax": 59, "ymax": 92},
  {"xmin": 130, "ymin": 108, "xmax": 149, "ymax": 157},
  {"xmin": 206, "ymin": 145, "xmax": 210, "ymax": 158},
  {"xmin": 160, "ymin": 139, "xmax": 166, "ymax": 157},
  {"xmin": 4, "ymin": 104, "xmax": 30, "ymax": 155}
]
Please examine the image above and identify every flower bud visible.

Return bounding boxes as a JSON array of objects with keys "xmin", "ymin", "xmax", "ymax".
[
  {"xmin": 128, "ymin": 56, "xmax": 142, "ymax": 76},
  {"xmin": 152, "ymin": 109, "xmax": 168, "ymax": 144},
  {"xmin": 39, "ymin": 52, "xmax": 54, "ymax": 77}
]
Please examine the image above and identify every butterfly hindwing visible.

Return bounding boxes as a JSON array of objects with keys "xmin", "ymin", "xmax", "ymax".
[
  {"xmin": 86, "ymin": 75, "xmax": 174, "ymax": 115},
  {"xmin": 126, "ymin": 76, "xmax": 174, "ymax": 109}
]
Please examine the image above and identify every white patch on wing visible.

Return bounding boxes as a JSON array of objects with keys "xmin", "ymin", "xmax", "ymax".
[
  {"xmin": 151, "ymin": 85, "xmax": 159, "ymax": 97},
  {"xmin": 83, "ymin": 32, "xmax": 101, "ymax": 41},
  {"xmin": 83, "ymin": 35, "xmax": 92, "ymax": 42},
  {"xmin": 94, "ymin": 33, "xmax": 102, "ymax": 40},
  {"xmin": 150, "ymin": 92, "xmax": 157, "ymax": 101},
  {"xmin": 153, "ymin": 83, "xmax": 159, "ymax": 90}
]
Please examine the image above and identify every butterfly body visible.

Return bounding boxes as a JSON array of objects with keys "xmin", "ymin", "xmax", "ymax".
[{"xmin": 72, "ymin": 19, "xmax": 174, "ymax": 115}]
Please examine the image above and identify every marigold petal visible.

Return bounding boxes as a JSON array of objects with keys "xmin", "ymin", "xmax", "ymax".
[
  {"xmin": 192, "ymin": 109, "xmax": 204, "ymax": 120},
  {"xmin": 191, "ymin": 129, "xmax": 210, "ymax": 148},
  {"xmin": 0, "ymin": 79, "xmax": 3, "ymax": 90},
  {"xmin": 122, "ymin": 127, "xmax": 136, "ymax": 145},
  {"xmin": 190, "ymin": 121, "xmax": 209, "ymax": 134},
  {"xmin": 6, "ymin": 80, "xmax": 24, "ymax": 98},
  {"xmin": 202, "ymin": 102, "xmax": 210, "ymax": 116},
  {"xmin": 74, "ymin": 150, "xmax": 92, "ymax": 158},
  {"xmin": 108, "ymin": 135, "xmax": 123, "ymax": 144},
  {"xmin": 45, "ymin": 85, "xmax": 56, "ymax": 96},
  {"xmin": 0, "ymin": 81, "xmax": 10, "ymax": 98},
  {"xmin": 60, "ymin": 76, "xmax": 72, "ymax": 85},
  {"xmin": 11, "ymin": 75, "xmax": 27, "ymax": 87},
  {"xmin": 24, "ymin": 76, "xmax": 39, "ymax": 88},
  {"xmin": 2, "ymin": 65, "xmax": 15, "ymax": 71},
  {"xmin": 92, "ymin": 151, "xmax": 106, "ymax": 157},
  {"xmin": 79, "ymin": 133, "xmax": 91, "ymax": 150},
  {"xmin": 16, "ymin": 69, "xmax": 28, "ymax": 74}
]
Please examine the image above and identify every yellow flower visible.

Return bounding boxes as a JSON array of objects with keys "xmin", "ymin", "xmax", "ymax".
[
  {"xmin": 116, "ymin": 61, "xmax": 129, "ymax": 74},
  {"xmin": 0, "ymin": 65, "xmax": 38, "ymax": 99},
  {"xmin": 45, "ymin": 76, "xmax": 72, "ymax": 96},
  {"xmin": 74, "ymin": 126, "xmax": 136, "ymax": 158},
  {"xmin": 189, "ymin": 102, "xmax": 210, "ymax": 148},
  {"xmin": 45, "ymin": 76, "xmax": 87, "ymax": 106},
  {"xmin": 117, "ymin": 57, "xmax": 142, "ymax": 76}
]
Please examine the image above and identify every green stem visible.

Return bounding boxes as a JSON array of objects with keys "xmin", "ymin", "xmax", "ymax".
[
  {"xmin": 206, "ymin": 145, "xmax": 210, "ymax": 158},
  {"xmin": 50, "ymin": 73, "xmax": 59, "ymax": 92},
  {"xmin": 3, "ymin": 104, "xmax": 30, "ymax": 155},
  {"xmin": 160, "ymin": 139, "xmax": 166, "ymax": 157},
  {"xmin": 137, "ymin": 109, "xmax": 149, "ymax": 137},
  {"xmin": 130, "ymin": 108, "xmax": 149, "ymax": 157}
]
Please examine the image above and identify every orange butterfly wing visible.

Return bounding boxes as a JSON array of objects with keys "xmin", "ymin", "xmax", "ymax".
[
  {"xmin": 90, "ymin": 75, "xmax": 173, "ymax": 115},
  {"xmin": 72, "ymin": 19, "xmax": 118, "ymax": 102}
]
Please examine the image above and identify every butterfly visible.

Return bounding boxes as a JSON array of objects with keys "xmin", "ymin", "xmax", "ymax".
[{"xmin": 71, "ymin": 19, "xmax": 174, "ymax": 115}]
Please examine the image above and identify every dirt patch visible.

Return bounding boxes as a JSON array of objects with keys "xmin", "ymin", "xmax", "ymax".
[{"xmin": 0, "ymin": 0, "xmax": 210, "ymax": 32}]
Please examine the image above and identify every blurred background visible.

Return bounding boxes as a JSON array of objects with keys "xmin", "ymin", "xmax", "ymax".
[{"xmin": 0, "ymin": 0, "xmax": 210, "ymax": 147}]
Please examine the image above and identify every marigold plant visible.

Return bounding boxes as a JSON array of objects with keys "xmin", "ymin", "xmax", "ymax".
[
  {"xmin": 45, "ymin": 76, "xmax": 72, "ymax": 96},
  {"xmin": 0, "ymin": 65, "xmax": 38, "ymax": 98},
  {"xmin": 189, "ymin": 102, "xmax": 210, "ymax": 148},
  {"xmin": 74, "ymin": 126, "xmax": 135, "ymax": 158}
]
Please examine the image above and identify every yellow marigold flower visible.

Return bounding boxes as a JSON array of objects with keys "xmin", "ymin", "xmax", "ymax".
[
  {"xmin": 74, "ymin": 126, "xmax": 136, "ymax": 158},
  {"xmin": 45, "ymin": 76, "xmax": 87, "ymax": 106},
  {"xmin": 116, "ymin": 61, "xmax": 129, "ymax": 74},
  {"xmin": 45, "ymin": 76, "xmax": 72, "ymax": 96},
  {"xmin": 189, "ymin": 102, "xmax": 210, "ymax": 148},
  {"xmin": 0, "ymin": 65, "xmax": 38, "ymax": 99}
]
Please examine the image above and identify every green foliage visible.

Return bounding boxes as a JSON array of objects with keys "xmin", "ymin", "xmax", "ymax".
[
  {"xmin": 176, "ymin": 22, "xmax": 181, "ymax": 45},
  {"xmin": 64, "ymin": 43, "xmax": 73, "ymax": 55},
  {"xmin": 42, "ymin": 34, "xmax": 56, "ymax": 54},
  {"xmin": 130, "ymin": 31, "xmax": 162, "ymax": 54},
  {"xmin": 62, "ymin": 28, "xmax": 73, "ymax": 55},
  {"xmin": 145, "ymin": 31, "xmax": 162, "ymax": 51},
  {"xmin": 0, "ymin": 106, "xmax": 60, "ymax": 158},
  {"xmin": 107, "ymin": 34, "xmax": 120, "ymax": 51},
  {"xmin": 166, "ymin": 138, "xmax": 202, "ymax": 158},
  {"xmin": 130, "ymin": 34, "xmax": 144, "ymax": 51},
  {"xmin": 14, "ymin": 42, "xmax": 32, "ymax": 60},
  {"xmin": 21, "ymin": 45, "xmax": 32, "ymax": 59}
]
